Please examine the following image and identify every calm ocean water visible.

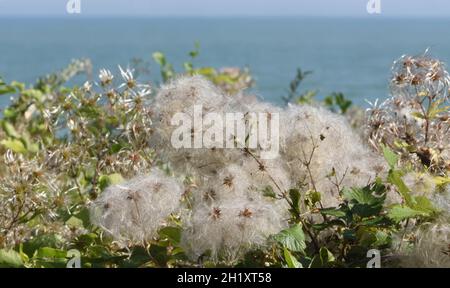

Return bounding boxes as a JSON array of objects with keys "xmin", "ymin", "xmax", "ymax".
[{"xmin": 1, "ymin": 17, "xmax": 450, "ymax": 108}]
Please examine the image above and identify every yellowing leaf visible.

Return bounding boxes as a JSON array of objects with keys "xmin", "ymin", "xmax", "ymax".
[
  {"xmin": 411, "ymin": 112, "xmax": 426, "ymax": 120},
  {"xmin": 434, "ymin": 176, "xmax": 450, "ymax": 186},
  {"xmin": 1, "ymin": 139, "xmax": 27, "ymax": 153}
]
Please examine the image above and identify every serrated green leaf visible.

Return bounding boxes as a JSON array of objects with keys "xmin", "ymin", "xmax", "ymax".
[
  {"xmin": 343, "ymin": 186, "xmax": 384, "ymax": 206},
  {"xmin": 388, "ymin": 205, "xmax": 427, "ymax": 222},
  {"xmin": 273, "ymin": 224, "xmax": 306, "ymax": 253},
  {"xmin": 351, "ymin": 203, "xmax": 382, "ymax": 218},
  {"xmin": 382, "ymin": 145, "xmax": 399, "ymax": 168}
]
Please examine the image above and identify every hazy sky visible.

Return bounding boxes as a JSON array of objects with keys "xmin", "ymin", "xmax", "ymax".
[{"xmin": 0, "ymin": 0, "xmax": 449, "ymax": 17}]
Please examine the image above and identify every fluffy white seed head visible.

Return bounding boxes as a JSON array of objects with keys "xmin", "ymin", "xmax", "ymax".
[
  {"xmin": 280, "ymin": 104, "xmax": 386, "ymax": 207},
  {"xmin": 400, "ymin": 219, "xmax": 450, "ymax": 268},
  {"xmin": 90, "ymin": 168, "xmax": 184, "ymax": 244},
  {"xmin": 402, "ymin": 172, "xmax": 436, "ymax": 197},
  {"xmin": 182, "ymin": 163, "xmax": 289, "ymax": 263},
  {"xmin": 194, "ymin": 164, "xmax": 254, "ymax": 204},
  {"xmin": 150, "ymin": 76, "xmax": 243, "ymax": 178},
  {"xmin": 241, "ymin": 157, "xmax": 292, "ymax": 195},
  {"xmin": 431, "ymin": 185, "xmax": 450, "ymax": 213},
  {"xmin": 181, "ymin": 198, "xmax": 288, "ymax": 264}
]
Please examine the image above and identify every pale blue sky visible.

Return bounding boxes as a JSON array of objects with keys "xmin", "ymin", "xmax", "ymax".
[{"xmin": 0, "ymin": 0, "xmax": 449, "ymax": 17}]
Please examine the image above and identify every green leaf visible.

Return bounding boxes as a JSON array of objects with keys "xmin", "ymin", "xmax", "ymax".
[
  {"xmin": 343, "ymin": 229, "xmax": 356, "ymax": 241},
  {"xmin": 34, "ymin": 247, "xmax": 67, "ymax": 259},
  {"xmin": 323, "ymin": 92, "xmax": 352, "ymax": 114},
  {"xmin": 289, "ymin": 189, "xmax": 301, "ymax": 213},
  {"xmin": 344, "ymin": 182, "xmax": 386, "ymax": 218},
  {"xmin": 0, "ymin": 85, "xmax": 15, "ymax": 95},
  {"xmin": 1, "ymin": 138, "xmax": 27, "ymax": 153},
  {"xmin": 283, "ymin": 247, "xmax": 302, "ymax": 268},
  {"xmin": 65, "ymin": 216, "xmax": 84, "ymax": 229},
  {"xmin": 343, "ymin": 186, "xmax": 384, "ymax": 206},
  {"xmin": 74, "ymin": 207, "xmax": 92, "ymax": 228},
  {"xmin": 22, "ymin": 234, "xmax": 63, "ymax": 257},
  {"xmin": 74, "ymin": 233, "xmax": 98, "ymax": 248},
  {"xmin": 22, "ymin": 89, "xmax": 44, "ymax": 101},
  {"xmin": 183, "ymin": 62, "xmax": 194, "ymax": 73},
  {"xmin": 32, "ymin": 247, "xmax": 68, "ymax": 268},
  {"xmin": 312, "ymin": 219, "xmax": 346, "ymax": 231},
  {"xmin": 320, "ymin": 247, "xmax": 335, "ymax": 263},
  {"xmin": 262, "ymin": 186, "xmax": 276, "ymax": 198},
  {"xmin": 310, "ymin": 191, "xmax": 321, "ymax": 204},
  {"xmin": 110, "ymin": 143, "xmax": 124, "ymax": 154},
  {"xmin": 21, "ymin": 134, "xmax": 40, "ymax": 153},
  {"xmin": 10, "ymin": 81, "xmax": 25, "ymax": 91},
  {"xmin": 1, "ymin": 121, "xmax": 20, "ymax": 138},
  {"xmin": 358, "ymin": 216, "xmax": 391, "ymax": 227},
  {"xmin": 387, "ymin": 170, "xmax": 413, "ymax": 206},
  {"xmin": 3, "ymin": 108, "xmax": 18, "ymax": 119},
  {"xmin": 297, "ymin": 90, "xmax": 317, "ymax": 105},
  {"xmin": 159, "ymin": 226, "xmax": 181, "ymax": 244},
  {"xmin": 320, "ymin": 207, "xmax": 347, "ymax": 218},
  {"xmin": 0, "ymin": 249, "xmax": 24, "ymax": 268},
  {"xmin": 195, "ymin": 67, "xmax": 216, "ymax": 77},
  {"xmin": 98, "ymin": 173, "xmax": 124, "ymax": 191},
  {"xmin": 388, "ymin": 205, "xmax": 427, "ymax": 222},
  {"xmin": 382, "ymin": 145, "xmax": 399, "ymax": 168},
  {"xmin": 428, "ymin": 99, "xmax": 449, "ymax": 119},
  {"xmin": 188, "ymin": 41, "xmax": 200, "ymax": 59},
  {"xmin": 373, "ymin": 230, "xmax": 391, "ymax": 247},
  {"xmin": 411, "ymin": 111, "xmax": 426, "ymax": 120},
  {"xmin": 152, "ymin": 52, "xmax": 166, "ymax": 66},
  {"xmin": 356, "ymin": 227, "xmax": 377, "ymax": 247},
  {"xmin": 309, "ymin": 247, "xmax": 335, "ymax": 268},
  {"xmin": 411, "ymin": 196, "xmax": 436, "ymax": 214},
  {"xmin": 334, "ymin": 93, "xmax": 352, "ymax": 114},
  {"xmin": 433, "ymin": 176, "xmax": 450, "ymax": 186},
  {"xmin": 351, "ymin": 203, "xmax": 382, "ymax": 218},
  {"xmin": 161, "ymin": 64, "xmax": 175, "ymax": 82},
  {"xmin": 273, "ymin": 224, "xmax": 306, "ymax": 253}
]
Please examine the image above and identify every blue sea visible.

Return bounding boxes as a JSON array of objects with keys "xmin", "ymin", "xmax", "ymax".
[{"xmin": 1, "ymin": 17, "xmax": 450, "ymax": 108}]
